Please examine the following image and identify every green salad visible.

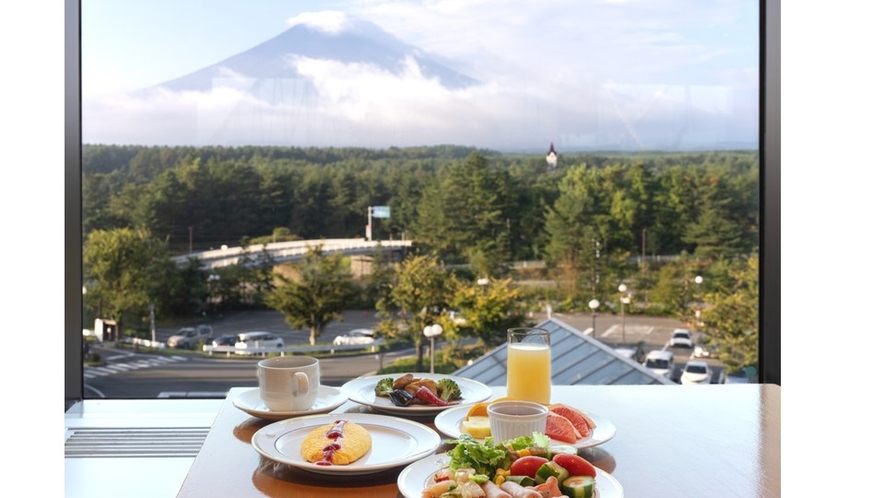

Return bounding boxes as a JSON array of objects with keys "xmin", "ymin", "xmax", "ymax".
[{"xmin": 445, "ymin": 432, "xmax": 575, "ymax": 477}]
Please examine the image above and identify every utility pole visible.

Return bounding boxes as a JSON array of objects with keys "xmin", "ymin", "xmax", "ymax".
[
  {"xmin": 149, "ymin": 303, "xmax": 156, "ymax": 345},
  {"xmin": 366, "ymin": 206, "xmax": 373, "ymax": 241},
  {"xmin": 641, "ymin": 228, "xmax": 647, "ymax": 304},
  {"xmin": 594, "ymin": 238, "xmax": 601, "ymax": 296}
]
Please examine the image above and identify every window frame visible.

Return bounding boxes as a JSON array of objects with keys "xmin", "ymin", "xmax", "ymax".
[{"xmin": 63, "ymin": 0, "xmax": 781, "ymax": 408}]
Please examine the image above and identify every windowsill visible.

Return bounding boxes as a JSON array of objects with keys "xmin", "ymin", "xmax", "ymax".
[{"xmin": 65, "ymin": 398, "xmax": 225, "ymax": 498}]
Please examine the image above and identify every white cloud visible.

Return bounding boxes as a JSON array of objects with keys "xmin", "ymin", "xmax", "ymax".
[{"xmin": 82, "ymin": 0, "xmax": 759, "ymax": 150}]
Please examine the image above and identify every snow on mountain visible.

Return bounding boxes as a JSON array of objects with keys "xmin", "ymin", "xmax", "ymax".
[{"xmin": 155, "ymin": 12, "xmax": 479, "ymax": 96}]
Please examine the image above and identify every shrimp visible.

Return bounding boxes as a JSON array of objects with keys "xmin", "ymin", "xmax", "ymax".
[{"xmin": 421, "ymin": 479, "xmax": 457, "ymax": 498}]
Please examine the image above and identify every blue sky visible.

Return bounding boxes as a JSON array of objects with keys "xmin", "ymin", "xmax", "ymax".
[{"xmin": 81, "ymin": 0, "xmax": 760, "ymax": 150}]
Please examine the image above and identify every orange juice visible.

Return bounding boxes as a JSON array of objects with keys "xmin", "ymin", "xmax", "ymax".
[{"xmin": 506, "ymin": 342, "xmax": 551, "ymax": 404}]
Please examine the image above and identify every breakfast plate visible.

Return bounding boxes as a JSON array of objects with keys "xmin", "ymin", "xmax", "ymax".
[
  {"xmin": 434, "ymin": 404, "xmax": 617, "ymax": 449},
  {"xmin": 233, "ymin": 386, "xmax": 349, "ymax": 421},
  {"xmin": 340, "ymin": 373, "xmax": 493, "ymax": 416},
  {"xmin": 251, "ymin": 413, "xmax": 441, "ymax": 475},
  {"xmin": 397, "ymin": 453, "xmax": 624, "ymax": 498}
]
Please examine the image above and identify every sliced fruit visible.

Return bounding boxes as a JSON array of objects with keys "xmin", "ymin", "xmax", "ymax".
[
  {"xmin": 466, "ymin": 402, "xmax": 490, "ymax": 418},
  {"xmin": 545, "ymin": 412, "xmax": 580, "ymax": 444},
  {"xmin": 460, "ymin": 416, "xmax": 491, "ymax": 438},
  {"xmin": 548, "ymin": 403, "xmax": 595, "ymax": 437}
]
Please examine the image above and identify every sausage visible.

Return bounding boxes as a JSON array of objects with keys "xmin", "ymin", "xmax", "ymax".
[
  {"xmin": 500, "ymin": 481, "xmax": 544, "ymax": 498},
  {"xmin": 481, "ymin": 481, "xmax": 513, "ymax": 498},
  {"xmin": 392, "ymin": 373, "xmax": 414, "ymax": 389}
]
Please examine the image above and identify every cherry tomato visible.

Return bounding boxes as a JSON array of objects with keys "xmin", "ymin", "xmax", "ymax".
[
  {"xmin": 509, "ymin": 455, "xmax": 549, "ymax": 478},
  {"xmin": 552, "ymin": 453, "xmax": 597, "ymax": 478}
]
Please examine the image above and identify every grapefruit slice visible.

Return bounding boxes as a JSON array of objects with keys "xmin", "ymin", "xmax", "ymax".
[
  {"xmin": 545, "ymin": 412, "xmax": 579, "ymax": 444},
  {"xmin": 548, "ymin": 403, "xmax": 595, "ymax": 437}
]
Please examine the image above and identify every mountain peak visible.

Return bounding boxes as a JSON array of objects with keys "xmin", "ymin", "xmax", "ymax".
[
  {"xmin": 285, "ymin": 10, "xmax": 381, "ymax": 37},
  {"xmin": 154, "ymin": 12, "xmax": 478, "ymax": 94}
]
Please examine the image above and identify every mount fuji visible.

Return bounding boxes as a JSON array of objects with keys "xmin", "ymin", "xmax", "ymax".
[{"xmin": 152, "ymin": 14, "xmax": 479, "ymax": 97}]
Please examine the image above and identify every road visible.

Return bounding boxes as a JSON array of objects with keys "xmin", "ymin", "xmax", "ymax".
[
  {"xmin": 154, "ymin": 309, "xmax": 380, "ymax": 345},
  {"xmin": 84, "ymin": 346, "xmax": 417, "ymax": 398},
  {"xmin": 83, "ymin": 310, "xmax": 723, "ymax": 398}
]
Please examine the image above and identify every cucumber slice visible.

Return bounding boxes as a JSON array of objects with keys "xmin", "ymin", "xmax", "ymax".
[
  {"xmin": 534, "ymin": 461, "xmax": 570, "ymax": 484},
  {"xmin": 505, "ymin": 475, "xmax": 537, "ymax": 487},
  {"xmin": 561, "ymin": 475, "xmax": 597, "ymax": 498}
]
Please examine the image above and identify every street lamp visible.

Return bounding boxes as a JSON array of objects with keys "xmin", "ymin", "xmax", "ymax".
[
  {"xmin": 694, "ymin": 275, "xmax": 703, "ymax": 331},
  {"xmin": 423, "ymin": 323, "xmax": 443, "ymax": 373},
  {"xmin": 618, "ymin": 284, "xmax": 630, "ymax": 345},
  {"xmin": 588, "ymin": 299, "xmax": 600, "ymax": 339}
]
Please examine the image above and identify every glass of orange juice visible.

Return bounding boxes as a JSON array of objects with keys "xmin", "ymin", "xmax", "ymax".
[{"xmin": 506, "ymin": 328, "xmax": 551, "ymax": 404}]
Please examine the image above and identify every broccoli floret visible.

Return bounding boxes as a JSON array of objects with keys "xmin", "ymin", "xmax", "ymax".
[
  {"xmin": 374, "ymin": 377, "xmax": 395, "ymax": 397},
  {"xmin": 436, "ymin": 378, "xmax": 462, "ymax": 401}
]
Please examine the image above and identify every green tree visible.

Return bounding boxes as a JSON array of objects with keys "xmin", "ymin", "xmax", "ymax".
[
  {"xmin": 683, "ymin": 178, "xmax": 747, "ymax": 259},
  {"xmin": 153, "ymin": 256, "xmax": 206, "ymax": 317},
  {"xmin": 698, "ymin": 254, "xmax": 759, "ymax": 374},
  {"xmin": 648, "ymin": 253, "xmax": 701, "ymax": 320},
  {"xmin": 83, "ymin": 227, "xmax": 168, "ymax": 335},
  {"xmin": 449, "ymin": 277, "xmax": 527, "ymax": 347},
  {"xmin": 266, "ymin": 246, "xmax": 358, "ymax": 345},
  {"xmin": 543, "ymin": 164, "xmax": 596, "ymax": 294},
  {"xmin": 374, "ymin": 254, "xmax": 453, "ymax": 371},
  {"xmin": 413, "ymin": 152, "xmax": 513, "ymax": 271}
]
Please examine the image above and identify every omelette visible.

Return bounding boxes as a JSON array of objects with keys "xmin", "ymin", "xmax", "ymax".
[{"xmin": 301, "ymin": 419, "xmax": 372, "ymax": 465}]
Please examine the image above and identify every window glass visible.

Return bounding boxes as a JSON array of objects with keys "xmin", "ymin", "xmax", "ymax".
[{"xmin": 79, "ymin": 0, "xmax": 763, "ymax": 398}]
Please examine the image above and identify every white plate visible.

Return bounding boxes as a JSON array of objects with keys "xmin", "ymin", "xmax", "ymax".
[
  {"xmin": 397, "ymin": 454, "xmax": 624, "ymax": 498},
  {"xmin": 340, "ymin": 373, "xmax": 493, "ymax": 416},
  {"xmin": 434, "ymin": 404, "xmax": 617, "ymax": 449},
  {"xmin": 251, "ymin": 413, "xmax": 441, "ymax": 475},
  {"xmin": 232, "ymin": 386, "xmax": 349, "ymax": 421}
]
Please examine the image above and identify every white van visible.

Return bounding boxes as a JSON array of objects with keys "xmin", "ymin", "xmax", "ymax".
[
  {"xmin": 643, "ymin": 350, "xmax": 676, "ymax": 380},
  {"xmin": 234, "ymin": 331, "xmax": 285, "ymax": 354}
]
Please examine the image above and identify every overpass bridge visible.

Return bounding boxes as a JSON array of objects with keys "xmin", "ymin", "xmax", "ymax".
[{"xmin": 171, "ymin": 238, "xmax": 413, "ymax": 269}]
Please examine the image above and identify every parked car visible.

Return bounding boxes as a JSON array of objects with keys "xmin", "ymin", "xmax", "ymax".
[
  {"xmin": 680, "ymin": 360, "xmax": 712, "ymax": 385},
  {"xmin": 333, "ymin": 328, "xmax": 377, "ymax": 346},
  {"xmin": 614, "ymin": 341, "xmax": 646, "ymax": 363},
  {"xmin": 211, "ymin": 334, "xmax": 237, "ymax": 347},
  {"xmin": 691, "ymin": 333, "xmax": 717, "ymax": 358},
  {"xmin": 166, "ymin": 325, "xmax": 213, "ymax": 349},
  {"xmin": 723, "ymin": 366, "xmax": 756, "ymax": 384},
  {"xmin": 234, "ymin": 331, "xmax": 284, "ymax": 354},
  {"xmin": 668, "ymin": 328, "xmax": 693, "ymax": 348},
  {"xmin": 643, "ymin": 350, "xmax": 676, "ymax": 380}
]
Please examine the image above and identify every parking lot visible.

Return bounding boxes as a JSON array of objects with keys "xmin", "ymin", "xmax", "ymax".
[
  {"xmin": 152, "ymin": 309, "xmax": 727, "ymax": 383},
  {"xmin": 553, "ymin": 312, "xmax": 727, "ymax": 384}
]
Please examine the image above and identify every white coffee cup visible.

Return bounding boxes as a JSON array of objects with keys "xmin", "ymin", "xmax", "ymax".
[
  {"xmin": 257, "ymin": 356, "xmax": 320, "ymax": 411},
  {"xmin": 487, "ymin": 400, "xmax": 549, "ymax": 442}
]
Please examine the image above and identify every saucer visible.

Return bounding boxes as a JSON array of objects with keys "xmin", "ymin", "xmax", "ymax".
[{"xmin": 233, "ymin": 386, "xmax": 348, "ymax": 420}]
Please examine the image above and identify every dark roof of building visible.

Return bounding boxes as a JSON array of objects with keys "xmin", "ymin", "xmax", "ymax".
[{"xmin": 452, "ymin": 317, "xmax": 676, "ymax": 385}]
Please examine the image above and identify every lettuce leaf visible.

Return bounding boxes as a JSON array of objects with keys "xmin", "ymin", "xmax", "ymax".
[
  {"xmin": 445, "ymin": 434, "xmax": 508, "ymax": 476},
  {"xmin": 445, "ymin": 432, "xmax": 554, "ymax": 476}
]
